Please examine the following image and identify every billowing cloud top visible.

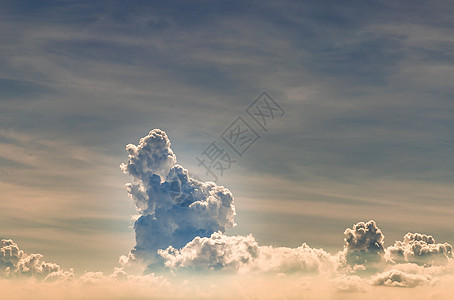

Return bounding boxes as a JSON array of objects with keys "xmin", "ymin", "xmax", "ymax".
[
  {"xmin": 0, "ymin": 239, "xmax": 24, "ymax": 272},
  {"xmin": 120, "ymin": 129, "xmax": 236, "ymax": 267},
  {"xmin": 120, "ymin": 129, "xmax": 177, "ymax": 185},
  {"xmin": 344, "ymin": 220, "xmax": 385, "ymax": 254},
  {"xmin": 342, "ymin": 220, "xmax": 385, "ymax": 268}
]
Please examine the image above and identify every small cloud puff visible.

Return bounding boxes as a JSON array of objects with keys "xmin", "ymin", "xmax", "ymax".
[{"xmin": 371, "ymin": 269, "xmax": 433, "ymax": 288}]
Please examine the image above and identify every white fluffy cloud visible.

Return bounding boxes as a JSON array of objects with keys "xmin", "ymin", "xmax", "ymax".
[
  {"xmin": 120, "ymin": 129, "xmax": 236, "ymax": 267},
  {"xmin": 120, "ymin": 129, "xmax": 177, "ymax": 183},
  {"xmin": 159, "ymin": 232, "xmax": 258, "ymax": 271},
  {"xmin": 0, "ymin": 239, "xmax": 73, "ymax": 281},
  {"xmin": 257, "ymin": 244, "xmax": 336, "ymax": 274},
  {"xmin": 385, "ymin": 233, "xmax": 452, "ymax": 266},
  {"xmin": 0, "ymin": 239, "xmax": 24, "ymax": 270},
  {"xmin": 1, "ymin": 239, "xmax": 169, "ymax": 299},
  {"xmin": 159, "ymin": 231, "xmax": 336, "ymax": 274}
]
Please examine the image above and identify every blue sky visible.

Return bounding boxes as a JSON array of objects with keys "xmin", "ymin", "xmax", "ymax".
[{"xmin": 1, "ymin": 0, "xmax": 454, "ymax": 281}]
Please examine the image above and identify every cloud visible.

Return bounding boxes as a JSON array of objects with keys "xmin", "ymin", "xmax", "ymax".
[
  {"xmin": 0, "ymin": 239, "xmax": 73, "ymax": 281},
  {"xmin": 159, "ymin": 232, "xmax": 258, "ymax": 272},
  {"xmin": 120, "ymin": 129, "xmax": 177, "ymax": 183},
  {"xmin": 385, "ymin": 233, "xmax": 452, "ymax": 266},
  {"xmin": 120, "ymin": 129, "xmax": 236, "ymax": 268},
  {"xmin": 255, "ymin": 244, "xmax": 336, "ymax": 274},
  {"xmin": 1, "ymin": 238, "xmax": 168, "ymax": 299},
  {"xmin": 341, "ymin": 220, "xmax": 385, "ymax": 269},
  {"xmin": 159, "ymin": 231, "xmax": 336, "ymax": 274},
  {"xmin": 0, "ymin": 239, "xmax": 24, "ymax": 271},
  {"xmin": 14, "ymin": 253, "xmax": 72, "ymax": 281},
  {"xmin": 371, "ymin": 269, "xmax": 433, "ymax": 288}
]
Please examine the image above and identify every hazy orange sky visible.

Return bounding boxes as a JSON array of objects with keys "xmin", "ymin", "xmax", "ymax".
[{"xmin": 1, "ymin": 0, "xmax": 454, "ymax": 299}]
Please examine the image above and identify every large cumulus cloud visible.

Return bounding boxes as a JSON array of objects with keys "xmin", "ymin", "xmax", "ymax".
[
  {"xmin": 121, "ymin": 129, "xmax": 337, "ymax": 275},
  {"xmin": 120, "ymin": 129, "xmax": 236, "ymax": 267}
]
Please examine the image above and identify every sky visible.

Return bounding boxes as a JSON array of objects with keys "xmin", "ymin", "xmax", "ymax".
[{"xmin": 1, "ymin": 0, "xmax": 454, "ymax": 299}]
